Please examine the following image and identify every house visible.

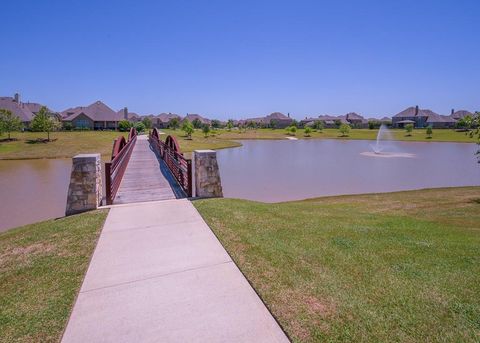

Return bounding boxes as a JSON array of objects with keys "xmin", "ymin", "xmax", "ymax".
[
  {"xmin": 62, "ymin": 101, "xmax": 123, "ymax": 130},
  {"xmin": 345, "ymin": 112, "xmax": 367, "ymax": 127},
  {"xmin": 151, "ymin": 113, "xmax": 183, "ymax": 128},
  {"xmin": 0, "ymin": 93, "xmax": 34, "ymax": 126},
  {"xmin": 117, "ymin": 108, "xmax": 142, "ymax": 122},
  {"xmin": 184, "ymin": 113, "xmax": 211, "ymax": 125},
  {"xmin": 240, "ymin": 112, "xmax": 293, "ymax": 128},
  {"xmin": 392, "ymin": 106, "xmax": 456, "ymax": 128},
  {"xmin": 450, "ymin": 109, "xmax": 473, "ymax": 120}
]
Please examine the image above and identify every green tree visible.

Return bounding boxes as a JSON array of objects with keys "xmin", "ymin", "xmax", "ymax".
[
  {"xmin": 202, "ymin": 123, "xmax": 211, "ymax": 137},
  {"xmin": 168, "ymin": 117, "xmax": 180, "ymax": 130},
  {"xmin": 270, "ymin": 119, "xmax": 277, "ymax": 130},
  {"xmin": 30, "ymin": 106, "xmax": 61, "ymax": 141},
  {"xmin": 313, "ymin": 120, "xmax": 324, "ymax": 132},
  {"xmin": 426, "ymin": 126, "xmax": 433, "ymax": 139},
  {"xmin": 211, "ymin": 119, "xmax": 221, "ymax": 129},
  {"xmin": 0, "ymin": 109, "xmax": 23, "ymax": 140},
  {"xmin": 247, "ymin": 121, "xmax": 256, "ymax": 130},
  {"xmin": 226, "ymin": 119, "xmax": 234, "ymax": 131},
  {"xmin": 142, "ymin": 117, "xmax": 152, "ymax": 129},
  {"xmin": 405, "ymin": 123, "xmax": 414, "ymax": 136},
  {"xmin": 118, "ymin": 120, "xmax": 132, "ymax": 132},
  {"xmin": 135, "ymin": 121, "xmax": 146, "ymax": 132},
  {"xmin": 304, "ymin": 126, "xmax": 312, "ymax": 137},
  {"xmin": 182, "ymin": 120, "xmax": 194, "ymax": 139},
  {"xmin": 192, "ymin": 118, "xmax": 202, "ymax": 129},
  {"xmin": 334, "ymin": 119, "xmax": 342, "ymax": 128},
  {"xmin": 339, "ymin": 123, "xmax": 351, "ymax": 137}
]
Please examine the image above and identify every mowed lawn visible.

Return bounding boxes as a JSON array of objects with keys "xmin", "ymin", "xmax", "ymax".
[
  {"xmin": 194, "ymin": 187, "xmax": 480, "ymax": 342},
  {"xmin": 0, "ymin": 210, "xmax": 108, "ymax": 343},
  {"xmin": 0, "ymin": 131, "xmax": 128, "ymax": 160}
]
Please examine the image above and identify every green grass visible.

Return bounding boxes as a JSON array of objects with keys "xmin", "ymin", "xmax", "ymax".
[
  {"xmin": 0, "ymin": 131, "xmax": 127, "ymax": 160},
  {"xmin": 0, "ymin": 210, "xmax": 108, "ymax": 343},
  {"xmin": 194, "ymin": 187, "xmax": 480, "ymax": 342},
  {"xmin": 211, "ymin": 127, "xmax": 478, "ymax": 143}
]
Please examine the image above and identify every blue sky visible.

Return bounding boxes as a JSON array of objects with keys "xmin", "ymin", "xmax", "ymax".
[{"xmin": 1, "ymin": 0, "xmax": 478, "ymax": 119}]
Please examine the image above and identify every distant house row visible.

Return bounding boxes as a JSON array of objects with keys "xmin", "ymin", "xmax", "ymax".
[
  {"xmin": 391, "ymin": 106, "xmax": 473, "ymax": 128},
  {"xmin": 0, "ymin": 93, "xmax": 476, "ymax": 130}
]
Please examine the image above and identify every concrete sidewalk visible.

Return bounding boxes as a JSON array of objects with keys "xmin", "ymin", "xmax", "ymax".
[{"xmin": 62, "ymin": 199, "xmax": 289, "ymax": 342}]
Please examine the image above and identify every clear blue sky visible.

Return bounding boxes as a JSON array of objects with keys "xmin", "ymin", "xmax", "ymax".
[{"xmin": 1, "ymin": 0, "xmax": 478, "ymax": 119}]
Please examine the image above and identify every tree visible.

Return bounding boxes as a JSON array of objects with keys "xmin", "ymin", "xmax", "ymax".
[
  {"xmin": 118, "ymin": 120, "xmax": 132, "ymax": 132},
  {"xmin": 426, "ymin": 126, "xmax": 433, "ymax": 139},
  {"xmin": 405, "ymin": 123, "xmax": 414, "ymax": 136},
  {"xmin": 313, "ymin": 120, "xmax": 324, "ymax": 132},
  {"xmin": 226, "ymin": 120, "xmax": 234, "ymax": 131},
  {"xmin": 270, "ymin": 119, "xmax": 277, "ymax": 130},
  {"xmin": 192, "ymin": 118, "xmax": 202, "ymax": 129},
  {"xmin": 30, "ymin": 106, "xmax": 61, "ymax": 141},
  {"xmin": 202, "ymin": 123, "xmax": 210, "ymax": 137},
  {"xmin": 247, "ymin": 121, "xmax": 256, "ymax": 130},
  {"xmin": 142, "ymin": 117, "xmax": 152, "ymax": 130},
  {"xmin": 304, "ymin": 126, "xmax": 312, "ymax": 137},
  {"xmin": 182, "ymin": 120, "xmax": 194, "ymax": 139},
  {"xmin": 135, "ymin": 121, "xmax": 146, "ymax": 132},
  {"xmin": 0, "ymin": 109, "xmax": 23, "ymax": 140},
  {"xmin": 339, "ymin": 123, "xmax": 351, "ymax": 137},
  {"xmin": 285, "ymin": 125, "xmax": 296, "ymax": 136},
  {"xmin": 211, "ymin": 119, "xmax": 221, "ymax": 129},
  {"xmin": 168, "ymin": 117, "xmax": 180, "ymax": 130},
  {"xmin": 291, "ymin": 119, "xmax": 298, "ymax": 128},
  {"xmin": 368, "ymin": 120, "xmax": 380, "ymax": 130},
  {"xmin": 334, "ymin": 119, "xmax": 342, "ymax": 128}
]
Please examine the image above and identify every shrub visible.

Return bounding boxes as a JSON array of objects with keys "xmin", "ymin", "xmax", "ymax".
[
  {"xmin": 0, "ymin": 109, "xmax": 23, "ymax": 139},
  {"xmin": 118, "ymin": 120, "xmax": 132, "ymax": 132},
  {"xmin": 313, "ymin": 120, "xmax": 324, "ymax": 132},
  {"xmin": 63, "ymin": 122, "xmax": 73, "ymax": 131},
  {"xmin": 168, "ymin": 117, "xmax": 180, "ymax": 130},
  {"xmin": 339, "ymin": 123, "xmax": 351, "ymax": 137},
  {"xmin": 405, "ymin": 123, "xmax": 414, "ymax": 136},
  {"xmin": 426, "ymin": 126, "xmax": 433, "ymax": 138},
  {"xmin": 202, "ymin": 124, "xmax": 210, "ymax": 137},
  {"xmin": 142, "ymin": 117, "xmax": 152, "ymax": 129},
  {"xmin": 182, "ymin": 120, "xmax": 194, "ymax": 139},
  {"xmin": 304, "ymin": 126, "xmax": 312, "ymax": 137},
  {"xmin": 134, "ymin": 122, "xmax": 146, "ymax": 132}
]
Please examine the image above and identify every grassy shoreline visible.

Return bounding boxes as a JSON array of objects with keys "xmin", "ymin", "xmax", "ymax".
[
  {"xmin": 0, "ymin": 128, "xmax": 477, "ymax": 160},
  {"xmin": 194, "ymin": 187, "xmax": 480, "ymax": 342},
  {"xmin": 0, "ymin": 210, "xmax": 108, "ymax": 343}
]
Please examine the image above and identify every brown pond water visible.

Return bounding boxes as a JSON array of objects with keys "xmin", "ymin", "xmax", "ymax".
[
  {"xmin": 0, "ymin": 159, "xmax": 71, "ymax": 232},
  {"xmin": 1, "ymin": 139, "xmax": 479, "ymax": 232},
  {"xmin": 216, "ymin": 140, "xmax": 480, "ymax": 202}
]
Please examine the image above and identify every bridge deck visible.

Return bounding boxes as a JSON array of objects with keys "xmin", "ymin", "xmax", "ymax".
[{"xmin": 114, "ymin": 135, "xmax": 182, "ymax": 204}]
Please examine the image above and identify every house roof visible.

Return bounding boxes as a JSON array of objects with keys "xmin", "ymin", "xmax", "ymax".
[
  {"xmin": 426, "ymin": 113, "xmax": 456, "ymax": 123},
  {"xmin": 393, "ymin": 106, "xmax": 441, "ymax": 118},
  {"xmin": 0, "ymin": 97, "xmax": 34, "ymax": 122},
  {"xmin": 63, "ymin": 101, "xmax": 122, "ymax": 122},
  {"xmin": 156, "ymin": 113, "xmax": 182, "ymax": 123},
  {"xmin": 116, "ymin": 109, "xmax": 141, "ymax": 120},
  {"xmin": 184, "ymin": 114, "xmax": 211, "ymax": 124},
  {"xmin": 451, "ymin": 110, "xmax": 473, "ymax": 120},
  {"xmin": 24, "ymin": 102, "xmax": 52, "ymax": 114},
  {"xmin": 345, "ymin": 112, "xmax": 364, "ymax": 121}
]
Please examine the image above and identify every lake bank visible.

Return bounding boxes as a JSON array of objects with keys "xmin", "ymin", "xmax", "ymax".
[
  {"xmin": 0, "ymin": 128, "xmax": 477, "ymax": 160},
  {"xmin": 194, "ymin": 186, "xmax": 480, "ymax": 342}
]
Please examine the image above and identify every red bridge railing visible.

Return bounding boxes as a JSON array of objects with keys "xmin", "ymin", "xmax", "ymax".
[
  {"xmin": 105, "ymin": 127, "xmax": 137, "ymax": 204},
  {"xmin": 148, "ymin": 128, "xmax": 192, "ymax": 197}
]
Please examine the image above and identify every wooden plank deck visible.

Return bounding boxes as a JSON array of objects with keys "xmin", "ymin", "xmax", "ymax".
[{"xmin": 114, "ymin": 135, "xmax": 182, "ymax": 204}]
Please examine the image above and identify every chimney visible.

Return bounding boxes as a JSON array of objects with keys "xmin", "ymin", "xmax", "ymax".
[
  {"xmin": 287, "ymin": 112, "xmax": 290, "ymax": 118},
  {"xmin": 415, "ymin": 105, "xmax": 419, "ymax": 116},
  {"xmin": 451, "ymin": 109, "xmax": 454, "ymax": 115},
  {"xmin": 123, "ymin": 107, "xmax": 128, "ymax": 120},
  {"xmin": 14, "ymin": 93, "xmax": 20, "ymax": 103}
]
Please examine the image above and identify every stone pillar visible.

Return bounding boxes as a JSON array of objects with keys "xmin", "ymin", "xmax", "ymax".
[
  {"xmin": 194, "ymin": 150, "xmax": 223, "ymax": 198},
  {"xmin": 66, "ymin": 154, "xmax": 102, "ymax": 216}
]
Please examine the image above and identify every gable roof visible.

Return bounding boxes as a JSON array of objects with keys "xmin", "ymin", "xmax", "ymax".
[
  {"xmin": 0, "ymin": 97, "xmax": 34, "ymax": 122},
  {"xmin": 24, "ymin": 102, "xmax": 53, "ymax": 114},
  {"xmin": 184, "ymin": 114, "xmax": 210, "ymax": 124},
  {"xmin": 156, "ymin": 113, "xmax": 182, "ymax": 123},
  {"xmin": 451, "ymin": 110, "xmax": 473, "ymax": 120},
  {"xmin": 393, "ymin": 106, "xmax": 441, "ymax": 118},
  {"xmin": 63, "ymin": 101, "xmax": 122, "ymax": 122},
  {"xmin": 346, "ymin": 112, "xmax": 365, "ymax": 121},
  {"xmin": 426, "ymin": 113, "xmax": 456, "ymax": 123}
]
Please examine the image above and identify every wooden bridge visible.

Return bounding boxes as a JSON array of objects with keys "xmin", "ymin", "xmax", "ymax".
[{"xmin": 105, "ymin": 128, "xmax": 192, "ymax": 205}]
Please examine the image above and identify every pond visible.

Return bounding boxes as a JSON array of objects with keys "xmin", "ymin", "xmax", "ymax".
[
  {"xmin": 0, "ymin": 139, "xmax": 479, "ymax": 232},
  {"xmin": 216, "ymin": 139, "xmax": 480, "ymax": 202}
]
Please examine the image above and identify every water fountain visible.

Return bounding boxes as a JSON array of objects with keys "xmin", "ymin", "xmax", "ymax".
[{"xmin": 361, "ymin": 124, "xmax": 415, "ymax": 158}]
